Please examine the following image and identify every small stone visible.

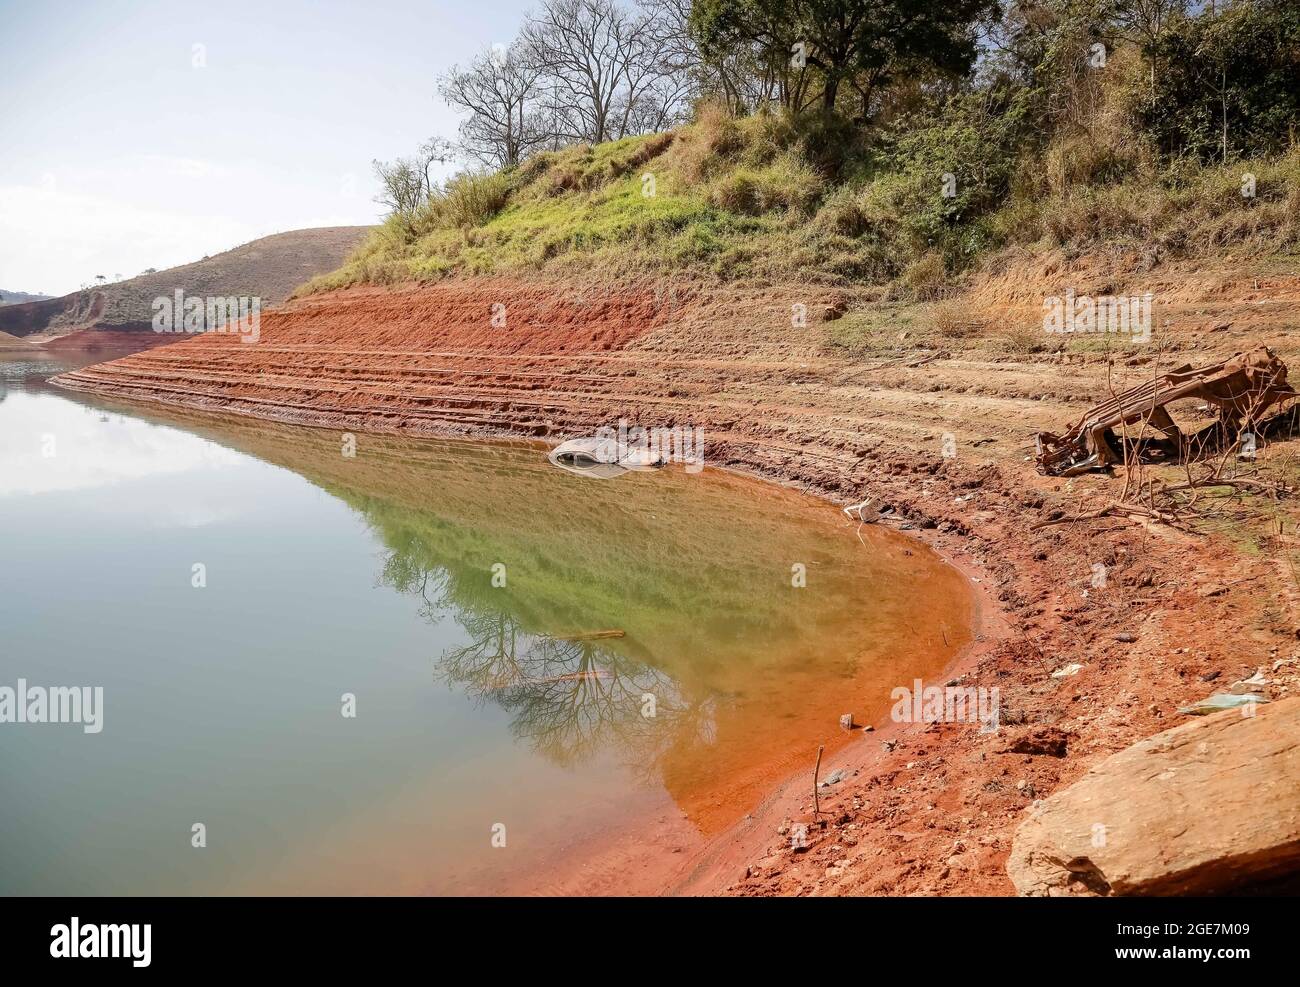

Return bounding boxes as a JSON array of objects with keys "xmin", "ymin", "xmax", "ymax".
[{"xmin": 819, "ymin": 768, "xmax": 848, "ymax": 788}]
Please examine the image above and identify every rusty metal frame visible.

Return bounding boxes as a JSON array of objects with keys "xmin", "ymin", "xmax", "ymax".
[{"xmin": 1035, "ymin": 347, "xmax": 1298, "ymax": 477}]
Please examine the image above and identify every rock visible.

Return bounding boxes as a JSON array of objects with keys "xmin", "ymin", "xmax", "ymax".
[
  {"xmin": 1115, "ymin": 633, "xmax": 1137, "ymax": 643},
  {"xmin": 819, "ymin": 768, "xmax": 848, "ymax": 788},
  {"xmin": 819, "ymin": 298, "xmax": 848, "ymax": 322},
  {"xmin": 839, "ymin": 713, "xmax": 854, "ymax": 730},
  {"xmin": 1230, "ymin": 672, "xmax": 1269, "ymax": 694},
  {"xmin": 1007, "ymin": 697, "xmax": 1300, "ymax": 896},
  {"xmin": 1051, "ymin": 662, "xmax": 1084, "ymax": 678}
]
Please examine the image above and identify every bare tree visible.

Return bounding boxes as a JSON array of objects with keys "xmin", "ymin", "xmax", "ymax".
[
  {"xmin": 1111, "ymin": 0, "xmax": 1188, "ymax": 47},
  {"xmin": 633, "ymin": 0, "xmax": 707, "ymax": 124},
  {"xmin": 524, "ymin": 0, "xmax": 676, "ymax": 144},
  {"xmin": 372, "ymin": 139, "xmax": 453, "ymax": 226},
  {"xmin": 416, "ymin": 137, "xmax": 455, "ymax": 196},
  {"xmin": 645, "ymin": 0, "xmax": 778, "ymax": 113},
  {"xmin": 440, "ymin": 43, "xmax": 548, "ymax": 169},
  {"xmin": 1110, "ymin": 0, "xmax": 1189, "ymax": 97},
  {"xmin": 372, "ymin": 157, "xmax": 424, "ymax": 225}
]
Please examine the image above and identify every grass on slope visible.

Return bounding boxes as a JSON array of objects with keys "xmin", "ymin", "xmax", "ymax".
[{"xmin": 304, "ymin": 105, "xmax": 1300, "ymax": 298}]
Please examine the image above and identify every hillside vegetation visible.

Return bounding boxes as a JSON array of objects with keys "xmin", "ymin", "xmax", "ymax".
[
  {"xmin": 306, "ymin": 105, "xmax": 1299, "ymax": 298},
  {"xmin": 306, "ymin": 1, "xmax": 1300, "ymax": 301}
]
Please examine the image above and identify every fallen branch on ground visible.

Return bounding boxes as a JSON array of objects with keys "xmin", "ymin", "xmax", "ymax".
[{"xmin": 1032, "ymin": 501, "xmax": 1191, "ymax": 532}]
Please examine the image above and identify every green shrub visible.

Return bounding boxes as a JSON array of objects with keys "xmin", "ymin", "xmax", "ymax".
[
  {"xmin": 301, "ymin": 11, "xmax": 1300, "ymax": 300},
  {"xmin": 1144, "ymin": 0, "xmax": 1300, "ymax": 162},
  {"xmin": 899, "ymin": 253, "xmax": 950, "ymax": 302},
  {"xmin": 707, "ymin": 151, "xmax": 823, "ymax": 216},
  {"xmin": 438, "ymin": 171, "xmax": 514, "ymax": 228}
]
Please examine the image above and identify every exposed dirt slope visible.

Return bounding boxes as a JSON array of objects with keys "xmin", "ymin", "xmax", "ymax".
[
  {"xmin": 52, "ymin": 262, "xmax": 1300, "ymax": 895},
  {"xmin": 0, "ymin": 226, "xmax": 371, "ymax": 342}
]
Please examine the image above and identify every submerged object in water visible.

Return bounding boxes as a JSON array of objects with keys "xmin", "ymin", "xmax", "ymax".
[{"xmin": 548, "ymin": 436, "xmax": 667, "ymax": 479}]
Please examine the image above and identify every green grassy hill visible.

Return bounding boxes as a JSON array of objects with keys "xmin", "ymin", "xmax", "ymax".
[{"xmin": 305, "ymin": 99, "xmax": 1299, "ymax": 302}]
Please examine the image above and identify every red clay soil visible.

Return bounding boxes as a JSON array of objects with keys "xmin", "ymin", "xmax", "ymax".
[{"xmin": 53, "ymin": 269, "xmax": 1300, "ymax": 896}]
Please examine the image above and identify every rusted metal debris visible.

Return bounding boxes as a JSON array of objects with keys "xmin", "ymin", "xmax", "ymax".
[{"xmin": 1035, "ymin": 347, "xmax": 1298, "ymax": 476}]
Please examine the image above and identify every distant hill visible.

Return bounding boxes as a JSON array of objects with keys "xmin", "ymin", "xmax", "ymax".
[
  {"xmin": 0, "ymin": 289, "xmax": 53, "ymax": 306},
  {"xmin": 0, "ymin": 329, "xmax": 40, "ymax": 350},
  {"xmin": 0, "ymin": 226, "xmax": 371, "ymax": 341}
]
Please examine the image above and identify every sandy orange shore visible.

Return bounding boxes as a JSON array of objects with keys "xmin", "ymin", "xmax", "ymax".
[{"xmin": 53, "ymin": 269, "xmax": 1300, "ymax": 895}]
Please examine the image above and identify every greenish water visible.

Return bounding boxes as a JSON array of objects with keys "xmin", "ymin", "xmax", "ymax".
[{"xmin": 0, "ymin": 353, "xmax": 971, "ymax": 895}]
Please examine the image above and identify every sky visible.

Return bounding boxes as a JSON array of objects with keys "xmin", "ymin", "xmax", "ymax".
[{"xmin": 0, "ymin": 0, "xmax": 534, "ymax": 295}]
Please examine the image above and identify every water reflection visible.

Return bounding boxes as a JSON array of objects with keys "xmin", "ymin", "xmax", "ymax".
[
  {"xmin": 376, "ymin": 508, "xmax": 706, "ymax": 778},
  {"xmin": 3, "ymin": 360, "xmax": 975, "ymax": 892},
  {"xmin": 102, "ymin": 403, "xmax": 973, "ymax": 835}
]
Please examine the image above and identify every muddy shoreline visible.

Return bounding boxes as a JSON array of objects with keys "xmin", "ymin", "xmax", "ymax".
[{"xmin": 51, "ymin": 274, "xmax": 1298, "ymax": 895}]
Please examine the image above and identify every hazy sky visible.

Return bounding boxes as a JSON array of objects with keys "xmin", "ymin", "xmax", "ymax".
[{"xmin": 1, "ymin": 0, "xmax": 533, "ymax": 295}]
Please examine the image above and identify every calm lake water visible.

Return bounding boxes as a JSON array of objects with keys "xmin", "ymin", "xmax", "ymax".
[{"xmin": 0, "ymin": 351, "xmax": 971, "ymax": 895}]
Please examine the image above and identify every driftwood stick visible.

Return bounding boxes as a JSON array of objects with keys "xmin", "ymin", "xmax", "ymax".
[
  {"xmin": 1033, "ymin": 492, "xmax": 1207, "ymax": 531},
  {"xmin": 1030, "ymin": 507, "xmax": 1130, "ymax": 530},
  {"xmin": 813, "ymin": 745, "xmax": 824, "ymax": 818},
  {"xmin": 1157, "ymin": 478, "xmax": 1288, "ymax": 497},
  {"xmin": 556, "ymin": 630, "xmax": 625, "ymax": 641}
]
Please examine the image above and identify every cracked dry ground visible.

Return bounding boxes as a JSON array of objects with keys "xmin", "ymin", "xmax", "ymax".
[{"xmin": 55, "ymin": 262, "xmax": 1300, "ymax": 895}]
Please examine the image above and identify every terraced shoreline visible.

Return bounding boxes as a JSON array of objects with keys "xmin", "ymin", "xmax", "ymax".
[{"xmin": 52, "ymin": 269, "xmax": 1300, "ymax": 895}]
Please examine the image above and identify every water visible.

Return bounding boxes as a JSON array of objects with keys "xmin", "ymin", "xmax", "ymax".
[{"xmin": 0, "ymin": 352, "xmax": 972, "ymax": 895}]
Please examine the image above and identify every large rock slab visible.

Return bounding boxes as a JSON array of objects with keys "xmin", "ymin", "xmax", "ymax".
[{"xmin": 1008, "ymin": 697, "xmax": 1300, "ymax": 895}]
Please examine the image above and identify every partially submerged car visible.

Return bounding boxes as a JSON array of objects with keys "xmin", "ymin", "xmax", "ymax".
[
  {"xmin": 1035, "ymin": 347, "xmax": 1297, "ymax": 476},
  {"xmin": 547, "ymin": 436, "xmax": 668, "ymax": 479}
]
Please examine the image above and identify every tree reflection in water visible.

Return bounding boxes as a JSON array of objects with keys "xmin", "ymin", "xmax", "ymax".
[
  {"xmin": 51, "ymin": 399, "xmax": 971, "ymax": 839},
  {"xmin": 392, "ymin": 562, "xmax": 712, "ymax": 782}
]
